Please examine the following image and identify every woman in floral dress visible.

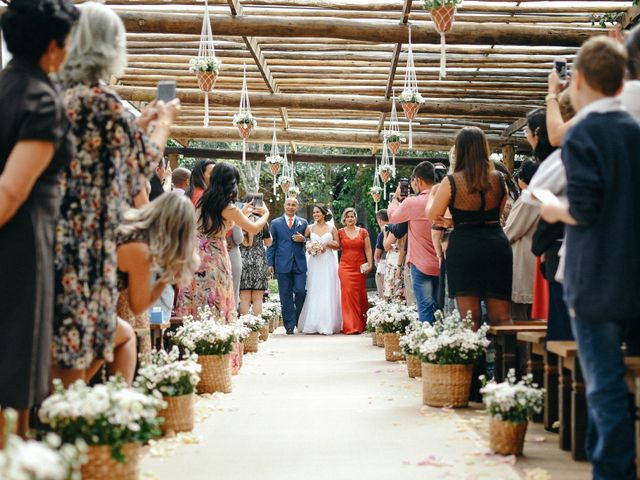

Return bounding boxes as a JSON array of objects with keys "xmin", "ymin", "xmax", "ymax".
[
  {"xmin": 52, "ymin": 3, "xmax": 179, "ymax": 386},
  {"xmin": 175, "ymin": 163, "xmax": 270, "ymax": 322}
]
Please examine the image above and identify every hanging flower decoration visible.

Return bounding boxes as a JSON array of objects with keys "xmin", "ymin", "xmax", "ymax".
[
  {"xmin": 287, "ymin": 185, "xmax": 301, "ymax": 198},
  {"xmin": 385, "ymin": 90, "xmax": 405, "ymax": 171},
  {"xmin": 191, "ymin": 0, "xmax": 221, "ymax": 127},
  {"xmin": 233, "ymin": 64, "xmax": 255, "ymax": 163},
  {"xmin": 400, "ymin": 26, "xmax": 424, "ymax": 149},
  {"xmin": 377, "ymin": 139, "xmax": 395, "ymax": 200},
  {"xmin": 265, "ymin": 120, "xmax": 284, "ymax": 194},
  {"xmin": 278, "ymin": 175, "xmax": 293, "ymax": 194},
  {"xmin": 370, "ymin": 185, "xmax": 383, "ymax": 205},
  {"xmin": 424, "ymin": 0, "xmax": 462, "ymax": 80}
]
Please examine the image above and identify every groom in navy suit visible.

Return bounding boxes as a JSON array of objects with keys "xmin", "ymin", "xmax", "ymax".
[{"xmin": 267, "ymin": 197, "xmax": 308, "ymax": 334}]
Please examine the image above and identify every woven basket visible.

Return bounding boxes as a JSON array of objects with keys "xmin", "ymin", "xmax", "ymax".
[
  {"xmin": 231, "ymin": 342, "xmax": 241, "ymax": 376},
  {"xmin": 383, "ymin": 333, "xmax": 405, "ymax": 362},
  {"xmin": 196, "ymin": 71, "xmax": 217, "ymax": 92},
  {"xmin": 197, "ymin": 354, "xmax": 232, "ymax": 394},
  {"xmin": 431, "ymin": 4, "xmax": 456, "ymax": 33},
  {"xmin": 269, "ymin": 163, "xmax": 281, "ymax": 176},
  {"xmin": 375, "ymin": 327, "xmax": 385, "ymax": 348},
  {"xmin": 268, "ymin": 318, "xmax": 275, "ymax": 333},
  {"xmin": 401, "ymin": 102, "xmax": 420, "ymax": 121},
  {"xmin": 379, "ymin": 171, "xmax": 391, "ymax": 184},
  {"xmin": 239, "ymin": 341, "xmax": 244, "ymax": 368},
  {"xmin": 489, "ymin": 418, "xmax": 528, "ymax": 455},
  {"xmin": 371, "ymin": 331, "xmax": 377, "ymax": 346},
  {"xmin": 237, "ymin": 123, "xmax": 253, "ymax": 139},
  {"xmin": 82, "ymin": 444, "xmax": 141, "ymax": 480},
  {"xmin": 406, "ymin": 354, "xmax": 422, "ymax": 378},
  {"xmin": 421, "ymin": 363, "xmax": 473, "ymax": 407},
  {"xmin": 159, "ymin": 394, "xmax": 195, "ymax": 434},
  {"xmin": 371, "ymin": 192, "xmax": 381, "ymax": 203},
  {"xmin": 259, "ymin": 325, "xmax": 269, "ymax": 342},
  {"xmin": 244, "ymin": 331, "xmax": 259, "ymax": 353},
  {"xmin": 388, "ymin": 141, "xmax": 402, "ymax": 156}
]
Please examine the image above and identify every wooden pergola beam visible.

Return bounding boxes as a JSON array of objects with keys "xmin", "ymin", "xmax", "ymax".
[
  {"xmin": 112, "ymin": 85, "xmax": 532, "ymax": 117},
  {"xmin": 501, "ymin": 118, "xmax": 528, "ymax": 138},
  {"xmin": 117, "ymin": 12, "xmax": 598, "ymax": 46}
]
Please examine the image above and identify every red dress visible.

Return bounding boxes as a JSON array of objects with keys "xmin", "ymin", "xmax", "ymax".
[{"xmin": 338, "ymin": 228, "xmax": 369, "ymax": 334}]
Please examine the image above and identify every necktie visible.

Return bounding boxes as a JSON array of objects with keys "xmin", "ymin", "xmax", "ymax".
[{"xmin": 288, "ymin": 217, "xmax": 293, "ymax": 229}]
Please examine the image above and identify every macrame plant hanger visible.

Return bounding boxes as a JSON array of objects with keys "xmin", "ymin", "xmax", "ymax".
[
  {"xmin": 429, "ymin": 2, "xmax": 458, "ymax": 80},
  {"xmin": 388, "ymin": 88, "xmax": 402, "ymax": 174},
  {"xmin": 267, "ymin": 120, "xmax": 281, "ymax": 195},
  {"xmin": 280, "ymin": 145, "xmax": 291, "ymax": 196},
  {"xmin": 236, "ymin": 63, "xmax": 253, "ymax": 163},
  {"xmin": 378, "ymin": 138, "xmax": 392, "ymax": 200},
  {"xmin": 402, "ymin": 26, "xmax": 420, "ymax": 149},
  {"xmin": 196, "ymin": 0, "xmax": 217, "ymax": 127},
  {"xmin": 371, "ymin": 157, "xmax": 382, "ymax": 209}
]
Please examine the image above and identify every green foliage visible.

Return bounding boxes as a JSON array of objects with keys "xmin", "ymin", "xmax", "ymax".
[{"xmin": 423, "ymin": 0, "xmax": 462, "ymax": 11}]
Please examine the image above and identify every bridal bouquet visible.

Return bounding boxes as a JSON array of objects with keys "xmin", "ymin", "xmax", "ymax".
[
  {"xmin": 305, "ymin": 240, "xmax": 325, "ymax": 257},
  {"xmin": 39, "ymin": 378, "xmax": 164, "ymax": 462},
  {"xmin": 135, "ymin": 347, "xmax": 201, "ymax": 398},
  {"xmin": 0, "ymin": 410, "xmax": 86, "ymax": 480}
]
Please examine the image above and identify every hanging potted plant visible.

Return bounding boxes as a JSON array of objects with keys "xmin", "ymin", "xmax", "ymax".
[
  {"xmin": 0, "ymin": 409, "xmax": 86, "ymax": 480},
  {"xmin": 424, "ymin": 0, "xmax": 462, "ymax": 79},
  {"xmin": 400, "ymin": 319, "xmax": 430, "ymax": 378},
  {"xmin": 377, "ymin": 303, "xmax": 418, "ymax": 362},
  {"xmin": 416, "ymin": 310, "xmax": 489, "ymax": 407},
  {"xmin": 135, "ymin": 347, "xmax": 201, "ymax": 434},
  {"xmin": 480, "ymin": 370, "xmax": 544, "ymax": 456},
  {"xmin": 233, "ymin": 112, "xmax": 257, "ymax": 142},
  {"xmin": 286, "ymin": 185, "xmax": 301, "ymax": 199},
  {"xmin": 378, "ymin": 164, "xmax": 395, "ymax": 185},
  {"xmin": 278, "ymin": 174, "xmax": 293, "ymax": 194},
  {"xmin": 398, "ymin": 88, "xmax": 425, "ymax": 123},
  {"xmin": 189, "ymin": 56, "xmax": 222, "ymax": 93},
  {"xmin": 169, "ymin": 318, "xmax": 236, "ymax": 394},
  {"xmin": 369, "ymin": 185, "xmax": 383, "ymax": 204},
  {"xmin": 39, "ymin": 378, "xmax": 164, "ymax": 480},
  {"xmin": 238, "ymin": 313, "xmax": 267, "ymax": 353},
  {"xmin": 385, "ymin": 131, "xmax": 407, "ymax": 156},
  {"xmin": 265, "ymin": 154, "xmax": 284, "ymax": 176}
]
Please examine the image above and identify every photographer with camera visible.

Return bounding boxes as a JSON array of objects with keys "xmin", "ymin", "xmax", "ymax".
[{"xmin": 387, "ymin": 162, "xmax": 439, "ymax": 323}]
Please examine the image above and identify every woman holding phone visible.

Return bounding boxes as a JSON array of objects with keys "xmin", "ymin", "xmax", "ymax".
[
  {"xmin": 175, "ymin": 163, "xmax": 269, "ymax": 322},
  {"xmin": 239, "ymin": 194, "xmax": 272, "ymax": 316}
]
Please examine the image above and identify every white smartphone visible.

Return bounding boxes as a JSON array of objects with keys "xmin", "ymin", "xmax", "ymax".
[{"xmin": 156, "ymin": 80, "xmax": 176, "ymax": 103}]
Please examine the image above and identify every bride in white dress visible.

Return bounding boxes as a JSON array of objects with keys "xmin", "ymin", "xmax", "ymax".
[{"xmin": 298, "ymin": 204, "xmax": 342, "ymax": 334}]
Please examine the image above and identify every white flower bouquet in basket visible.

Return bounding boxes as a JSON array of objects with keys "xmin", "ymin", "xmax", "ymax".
[
  {"xmin": 365, "ymin": 299, "xmax": 388, "ymax": 333},
  {"xmin": 378, "ymin": 164, "xmax": 395, "ymax": 184},
  {"xmin": 287, "ymin": 185, "xmax": 301, "ymax": 198},
  {"xmin": 277, "ymin": 174, "xmax": 293, "ymax": 193},
  {"xmin": 188, "ymin": 56, "xmax": 222, "ymax": 74},
  {"xmin": 399, "ymin": 319, "xmax": 431, "ymax": 378},
  {"xmin": 385, "ymin": 131, "xmax": 407, "ymax": 145},
  {"xmin": 39, "ymin": 377, "xmax": 164, "ymax": 477},
  {"xmin": 232, "ymin": 111, "xmax": 257, "ymax": 128},
  {"xmin": 135, "ymin": 347, "xmax": 201, "ymax": 433},
  {"xmin": 397, "ymin": 87, "xmax": 425, "ymax": 105},
  {"xmin": 378, "ymin": 303, "xmax": 418, "ymax": 362},
  {"xmin": 480, "ymin": 369, "xmax": 544, "ymax": 456},
  {"xmin": 417, "ymin": 310, "xmax": 490, "ymax": 407},
  {"xmin": 0, "ymin": 409, "xmax": 86, "ymax": 480},
  {"xmin": 239, "ymin": 314, "xmax": 266, "ymax": 353}
]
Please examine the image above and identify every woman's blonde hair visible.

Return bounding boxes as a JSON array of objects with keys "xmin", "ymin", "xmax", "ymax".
[
  {"xmin": 341, "ymin": 207, "xmax": 358, "ymax": 224},
  {"xmin": 118, "ymin": 193, "xmax": 200, "ymax": 287},
  {"xmin": 60, "ymin": 2, "xmax": 127, "ymax": 84}
]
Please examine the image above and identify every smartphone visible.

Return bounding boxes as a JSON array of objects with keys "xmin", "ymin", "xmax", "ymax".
[
  {"xmin": 253, "ymin": 193, "xmax": 264, "ymax": 208},
  {"xmin": 156, "ymin": 80, "xmax": 176, "ymax": 103},
  {"xmin": 554, "ymin": 57, "xmax": 567, "ymax": 82},
  {"xmin": 399, "ymin": 177, "xmax": 410, "ymax": 197},
  {"xmin": 235, "ymin": 201, "xmax": 245, "ymax": 210}
]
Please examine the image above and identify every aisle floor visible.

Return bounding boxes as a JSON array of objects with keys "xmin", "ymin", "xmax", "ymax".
[{"xmin": 141, "ymin": 331, "xmax": 590, "ymax": 480}]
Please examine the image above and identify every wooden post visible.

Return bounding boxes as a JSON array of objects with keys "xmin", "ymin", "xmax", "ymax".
[
  {"xmin": 502, "ymin": 144, "xmax": 515, "ymax": 175},
  {"xmin": 168, "ymin": 153, "xmax": 179, "ymax": 170}
]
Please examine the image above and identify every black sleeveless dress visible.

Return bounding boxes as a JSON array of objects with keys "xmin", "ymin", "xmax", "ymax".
[{"xmin": 445, "ymin": 172, "xmax": 512, "ymax": 301}]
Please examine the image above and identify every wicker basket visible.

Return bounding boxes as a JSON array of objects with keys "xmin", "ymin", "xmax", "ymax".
[
  {"xmin": 244, "ymin": 331, "xmax": 259, "ymax": 353},
  {"xmin": 383, "ymin": 333, "xmax": 405, "ymax": 362},
  {"xmin": 231, "ymin": 342, "xmax": 241, "ymax": 376},
  {"xmin": 406, "ymin": 354, "xmax": 422, "ymax": 378},
  {"xmin": 375, "ymin": 327, "xmax": 385, "ymax": 348},
  {"xmin": 371, "ymin": 331, "xmax": 377, "ymax": 346},
  {"xmin": 239, "ymin": 341, "xmax": 244, "ymax": 368},
  {"xmin": 159, "ymin": 394, "xmax": 195, "ymax": 433},
  {"xmin": 82, "ymin": 443, "xmax": 141, "ymax": 480},
  {"xmin": 268, "ymin": 318, "xmax": 275, "ymax": 333},
  {"xmin": 197, "ymin": 354, "xmax": 232, "ymax": 394},
  {"xmin": 421, "ymin": 363, "xmax": 473, "ymax": 407},
  {"xmin": 489, "ymin": 418, "xmax": 528, "ymax": 455},
  {"xmin": 259, "ymin": 325, "xmax": 269, "ymax": 342}
]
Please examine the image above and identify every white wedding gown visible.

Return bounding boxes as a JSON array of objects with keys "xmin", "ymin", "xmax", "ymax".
[{"xmin": 298, "ymin": 231, "xmax": 342, "ymax": 334}]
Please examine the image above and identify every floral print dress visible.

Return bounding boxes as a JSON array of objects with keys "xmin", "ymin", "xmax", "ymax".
[{"xmin": 53, "ymin": 84, "xmax": 160, "ymax": 369}]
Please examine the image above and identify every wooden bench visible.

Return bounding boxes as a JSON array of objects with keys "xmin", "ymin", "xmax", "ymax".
[
  {"xmin": 488, "ymin": 322, "xmax": 547, "ymax": 382},
  {"xmin": 546, "ymin": 341, "xmax": 587, "ymax": 461},
  {"xmin": 517, "ymin": 331, "xmax": 546, "ymax": 423}
]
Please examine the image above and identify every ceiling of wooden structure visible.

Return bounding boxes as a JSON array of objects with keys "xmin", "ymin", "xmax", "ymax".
[{"xmin": 70, "ymin": 1, "xmax": 637, "ymax": 153}]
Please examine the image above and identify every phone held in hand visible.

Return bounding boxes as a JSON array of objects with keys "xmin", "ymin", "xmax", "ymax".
[
  {"xmin": 399, "ymin": 177, "xmax": 410, "ymax": 197},
  {"xmin": 235, "ymin": 201, "xmax": 245, "ymax": 210},
  {"xmin": 554, "ymin": 57, "xmax": 567, "ymax": 82},
  {"xmin": 253, "ymin": 193, "xmax": 264, "ymax": 208},
  {"xmin": 156, "ymin": 80, "xmax": 176, "ymax": 103}
]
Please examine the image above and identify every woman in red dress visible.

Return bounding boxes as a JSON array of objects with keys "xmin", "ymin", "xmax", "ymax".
[{"xmin": 338, "ymin": 208, "xmax": 373, "ymax": 334}]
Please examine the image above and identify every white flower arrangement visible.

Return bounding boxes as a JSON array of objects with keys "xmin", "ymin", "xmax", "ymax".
[
  {"xmin": 134, "ymin": 347, "xmax": 201, "ymax": 398},
  {"xmin": 397, "ymin": 88, "xmax": 425, "ymax": 104},
  {"xmin": 0, "ymin": 410, "xmax": 86, "ymax": 480},
  {"xmin": 277, "ymin": 175, "xmax": 293, "ymax": 186},
  {"xmin": 369, "ymin": 185, "xmax": 383, "ymax": 195},
  {"xmin": 416, "ymin": 310, "xmax": 490, "ymax": 365},
  {"xmin": 399, "ymin": 319, "xmax": 432, "ymax": 356},
  {"xmin": 423, "ymin": 0, "xmax": 462, "ymax": 11},
  {"xmin": 230, "ymin": 319, "xmax": 251, "ymax": 342},
  {"xmin": 287, "ymin": 185, "xmax": 301, "ymax": 196},
  {"xmin": 239, "ymin": 313, "xmax": 267, "ymax": 332},
  {"xmin": 366, "ymin": 300, "xmax": 390, "ymax": 331},
  {"xmin": 265, "ymin": 155, "xmax": 284, "ymax": 165},
  {"xmin": 385, "ymin": 132, "xmax": 407, "ymax": 144},
  {"xmin": 188, "ymin": 56, "xmax": 222, "ymax": 73},
  {"xmin": 378, "ymin": 164, "xmax": 396, "ymax": 177},
  {"xmin": 377, "ymin": 303, "xmax": 419, "ymax": 334},
  {"xmin": 169, "ymin": 317, "xmax": 236, "ymax": 356},
  {"xmin": 232, "ymin": 112, "xmax": 257, "ymax": 128},
  {"xmin": 38, "ymin": 378, "xmax": 164, "ymax": 463},
  {"xmin": 480, "ymin": 369, "xmax": 544, "ymax": 424}
]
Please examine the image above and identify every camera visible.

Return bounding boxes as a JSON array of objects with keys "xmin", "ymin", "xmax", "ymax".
[
  {"xmin": 399, "ymin": 177, "xmax": 410, "ymax": 197},
  {"xmin": 554, "ymin": 57, "xmax": 567, "ymax": 82},
  {"xmin": 384, "ymin": 224, "xmax": 391, "ymax": 233}
]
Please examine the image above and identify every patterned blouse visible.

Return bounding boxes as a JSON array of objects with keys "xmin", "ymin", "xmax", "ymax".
[{"xmin": 53, "ymin": 84, "xmax": 161, "ymax": 369}]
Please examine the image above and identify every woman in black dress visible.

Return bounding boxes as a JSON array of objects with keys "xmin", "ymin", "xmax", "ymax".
[
  {"xmin": 428, "ymin": 127, "xmax": 512, "ymax": 329},
  {"xmin": 0, "ymin": 0, "xmax": 78, "ymax": 434}
]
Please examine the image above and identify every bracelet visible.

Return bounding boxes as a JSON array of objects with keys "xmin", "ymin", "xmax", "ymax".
[{"xmin": 545, "ymin": 94, "xmax": 558, "ymax": 104}]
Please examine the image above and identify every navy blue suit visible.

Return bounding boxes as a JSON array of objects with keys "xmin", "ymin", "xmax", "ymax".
[{"xmin": 267, "ymin": 215, "xmax": 308, "ymax": 331}]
